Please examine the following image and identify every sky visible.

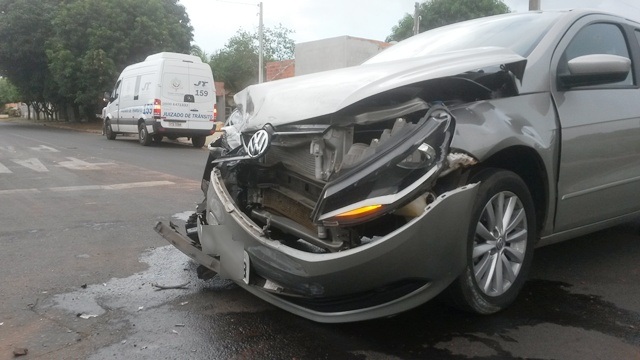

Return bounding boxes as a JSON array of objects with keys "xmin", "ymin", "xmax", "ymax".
[{"xmin": 180, "ymin": 0, "xmax": 640, "ymax": 54}]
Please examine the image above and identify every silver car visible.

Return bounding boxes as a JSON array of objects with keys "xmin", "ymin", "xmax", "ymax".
[{"xmin": 156, "ymin": 9, "xmax": 640, "ymax": 322}]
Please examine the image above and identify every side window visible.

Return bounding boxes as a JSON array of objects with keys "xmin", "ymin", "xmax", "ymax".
[
  {"xmin": 133, "ymin": 75, "xmax": 141, "ymax": 101},
  {"xmin": 121, "ymin": 77, "xmax": 136, "ymax": 100},
  {"xmin": 559, "ymin": 23, "xmax": 633, "ymax": 85},
  {"xmin": 111, "ymin": 80, "xmax": 121, "ymax": 100}
]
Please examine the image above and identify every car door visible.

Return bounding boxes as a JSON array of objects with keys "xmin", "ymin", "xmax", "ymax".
[{"xmin": 552, "ymin": 16, "xmax": 640, "ymax": 232}]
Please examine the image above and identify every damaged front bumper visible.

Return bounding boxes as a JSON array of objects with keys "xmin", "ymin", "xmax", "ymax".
[{"xmin": 156, "ymin": 172, "xmax": 479, "ymax": 323}]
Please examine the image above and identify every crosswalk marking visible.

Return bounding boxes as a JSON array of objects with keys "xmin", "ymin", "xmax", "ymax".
[
  {"xmin": 56, "ymin": 157, "xmax": 116, "ymax": 170},
  {"xmin": 1, "ymin": 181, "xmax": 176, "ymax": 195},
  {"xmin": 49, "ymin": 181, "xmax": 176, "ymax": 192},
  {"xmin": 0, "ymin": 188, "xmax": 40, "ymax": 195},
  {"xmin": 0, "ymin": 162, "xmax": 11, "ymax": 173},
  {"xmin": 29, "ymin": 145, "xmax": 60, "ymax": 153},
  {"xmin": 0, "ymin": 157, "xmax": 116, "ymax": 173},
  {"xmin": 11, "ymin": 158, "xmax": 48, "ymax": 172}
]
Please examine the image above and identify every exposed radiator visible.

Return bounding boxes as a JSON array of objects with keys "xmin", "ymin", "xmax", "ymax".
[
  {"xmin": 265, "ymin": 145, "xmax": 316, "ymax": 181},
  {"xmin": 262, "ymin": 188, "xmax": 316, "ymax": 230}
]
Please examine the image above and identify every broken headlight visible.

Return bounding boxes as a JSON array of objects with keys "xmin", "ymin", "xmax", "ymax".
[{"xmin": 313, "ymin": 106, "xmax": 454, "ymax": 226}]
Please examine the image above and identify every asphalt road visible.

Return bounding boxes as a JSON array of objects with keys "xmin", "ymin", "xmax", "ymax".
[{"xmin": 0, "ymin": 121, "xmax": 638, "ymax": 359}]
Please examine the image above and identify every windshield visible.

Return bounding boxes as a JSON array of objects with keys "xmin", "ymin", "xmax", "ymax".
[{"xmin": 366, "ymin": 12, "xmax": 563, "ymax": 64}]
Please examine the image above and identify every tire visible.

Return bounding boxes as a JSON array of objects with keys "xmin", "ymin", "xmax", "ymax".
[
  {"xmin": 448, "ymin": 169, "xmax": 536, "ymax": 314},
  {"xmin": 152, "ymin": 134, "xmax": 163, "ymax": 144},
  {"xmin": 138, "ymin": 123, "xmax": 152, "ymax": 146},
  {"xmin": 192, "ymin": 136, "xmax": 206, "ymax": 148},
  {"xmin": 105, "ymin": 120, "xmax": 116, "ymax": 140}
]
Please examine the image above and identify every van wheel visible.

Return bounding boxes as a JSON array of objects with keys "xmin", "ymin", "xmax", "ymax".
[
  {"xmin": 138, "ymin": 124, "xmax": 152, "ymax": 146},
  {"xmin": 192, "ymin": 136, "xmax": 206, "ymax": 148},
  {"xmin": 152, "ymin": 134, "xmax": 163, "ymax": 143},
  {"xmin": 447, "ymin": 169, "xmax": 535, "ymax": 314},
  {"xmin": 105, "ymin": 120, "xmax": 116, "ymax": 140}
]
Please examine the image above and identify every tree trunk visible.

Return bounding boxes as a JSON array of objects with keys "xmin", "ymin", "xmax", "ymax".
[
  {"xmin": 33, "ymin": 102, "xmax": 41, "ymax": 121},
  {"xmin": 25, "ymin": 102, "xmax": 32, "ymax": 120},
  {"xmin": 63, "ymin": 103, "xmax": 70, "ymax": 122},
  {"xmin": 72, "ymin": 104, "xmax": 81, "ymax": 122}
]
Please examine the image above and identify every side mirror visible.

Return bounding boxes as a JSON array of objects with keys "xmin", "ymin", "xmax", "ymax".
[
  {"xmin": 103, "ymin": 91, "xmax": 112, "ymax": 102},
  {"xmin": 558, "ymin": 54, "xmax": 631, "ymax": 89}
]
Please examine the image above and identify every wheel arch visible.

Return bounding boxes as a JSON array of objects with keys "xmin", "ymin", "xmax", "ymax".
[
  {"xmin": 104, "ymin": 115, "xmax": 114, "ymax": 127},
  {"xmin": 473, "ymin": 146, "xmax": 549, "ymax": 235}
]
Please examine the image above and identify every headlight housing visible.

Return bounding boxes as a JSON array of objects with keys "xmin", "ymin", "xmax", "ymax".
[{"xmin": 313, "ymin": 105, "xmax": 454, "ymax": 226}]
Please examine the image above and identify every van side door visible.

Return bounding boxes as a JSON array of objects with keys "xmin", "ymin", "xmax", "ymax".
[{"xmin": 118, "ymin": 76, "xmax": 138, "ymax": 133}]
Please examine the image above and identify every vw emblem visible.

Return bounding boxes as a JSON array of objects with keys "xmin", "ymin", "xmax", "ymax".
[{"xmin": 246, "ymin": 129, "xmax": 270, "ymax": 158}]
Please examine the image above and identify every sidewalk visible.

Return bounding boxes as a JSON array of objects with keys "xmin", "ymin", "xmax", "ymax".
[{"xmin": 0, "ymin": 117, "xmax": 103, "ymax": 133}]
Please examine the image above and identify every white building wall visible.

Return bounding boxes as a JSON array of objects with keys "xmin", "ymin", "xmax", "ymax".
[{"xmin": 295, "ymin": 36, "xmax": 389, "ymax": 76}]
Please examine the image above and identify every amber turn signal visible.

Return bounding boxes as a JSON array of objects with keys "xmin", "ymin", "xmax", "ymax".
[{"xmin": 335, "ymin": 205, "xmax": 383, "ymax": 218}]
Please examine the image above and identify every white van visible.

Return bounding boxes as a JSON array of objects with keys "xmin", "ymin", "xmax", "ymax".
[{"xmin": 103, "ymin": 52, "xmax": 217, "ymax": 147}]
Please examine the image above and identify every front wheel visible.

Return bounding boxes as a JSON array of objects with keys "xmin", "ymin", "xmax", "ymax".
[
  {"xmin": 105, "ymin": 120, "xmax": 116, "ymax": 140},
  {"xmin": 448, "ymin": 169, "xmax": 536, "ymax": 314},
  {"xmin": 138, "ymin": 123, "xmax": 151, "ymax": 146}
]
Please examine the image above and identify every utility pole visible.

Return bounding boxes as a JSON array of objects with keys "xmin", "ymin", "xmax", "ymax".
[
  {"xmin": 258, "ymin": 2, "xmax": 264, "ymax": 83},
  {"xmin": 413, "ymin": 2, "xmax": 420, "ymax": 35},
  {"xmin": 529, "ymin": 0, "xmax": 540, "ymax": 10}
]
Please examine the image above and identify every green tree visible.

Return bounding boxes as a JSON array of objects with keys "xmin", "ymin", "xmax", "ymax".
[
  {"xmin": 0, "ymin": 0, "xmax": 60, "ymax": 120},
  {"xmin": 209, "ymin": 30, "xmax": 258, "ymax": 93},
  {"xmin": 190, "ymin": 45, "xmax": 212, "ymax": 63},
  {"xmin": 208, "ymin": 24, "xmax": 295, "ymax": 93},
  {"xmin": 47, "ymin": 0, "xmax": 193, "ymax": 120},
  {"xmin": 263, "ymin": 25, "xmax": 296, "ymax": 62},
  {"xmin": 387, "ymin": 0, "xmax": 510, "ymax": 42},
  {"xmin": 0, "ymin": 77, "xmax": 20, "ymax": 110}
]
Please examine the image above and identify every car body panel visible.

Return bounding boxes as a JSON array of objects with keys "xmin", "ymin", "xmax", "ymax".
[
  {"xmin": 549, "ymin": 14, "xmax": 640, "ymax": 232},
  {"xmin": 450, "ymin": 93, "xmax": 559, "ymax": 237},
  {"xmin": 234, "ymin": 47, "xmax": 525, "ymax": 131},
  {"xmin": 155, "ymin": 180, "xmax": 479, "ymax": 322}
]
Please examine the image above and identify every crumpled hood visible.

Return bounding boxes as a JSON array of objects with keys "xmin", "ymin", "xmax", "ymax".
[{"xmin": 235, "ymin": 46, "xmax": 526, "ymax": 131}]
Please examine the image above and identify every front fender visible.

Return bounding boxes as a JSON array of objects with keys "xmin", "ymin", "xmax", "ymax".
[{"xmin": 450, "ymin": 93, "xmax": 559, "ymax": 237}]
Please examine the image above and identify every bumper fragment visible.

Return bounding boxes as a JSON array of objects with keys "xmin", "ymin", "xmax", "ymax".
[
  {"xmin": 154, "ymin": 221, "xmax": 220, "ymax": 274},
  {"xmin": 156, "ymin": 180, "xmax": 481, "ymax": 322}
]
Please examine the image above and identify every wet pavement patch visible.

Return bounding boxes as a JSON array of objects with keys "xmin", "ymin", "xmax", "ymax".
[
  {"xmin": 24, "ymin": 239, "xmax": 640, "ymax": 359},
  {"xmin": 81, "ymin": 279, "xmax": 640, "ymax": 359},
  {"xmin": 323, "ymin": 279, "xmax": 640, "ymax": 359}
]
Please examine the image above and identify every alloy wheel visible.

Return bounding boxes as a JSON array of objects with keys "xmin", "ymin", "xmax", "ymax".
[{"xmin": 472, "ymin": 191, "xmax": 528, "ymax": 297}]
